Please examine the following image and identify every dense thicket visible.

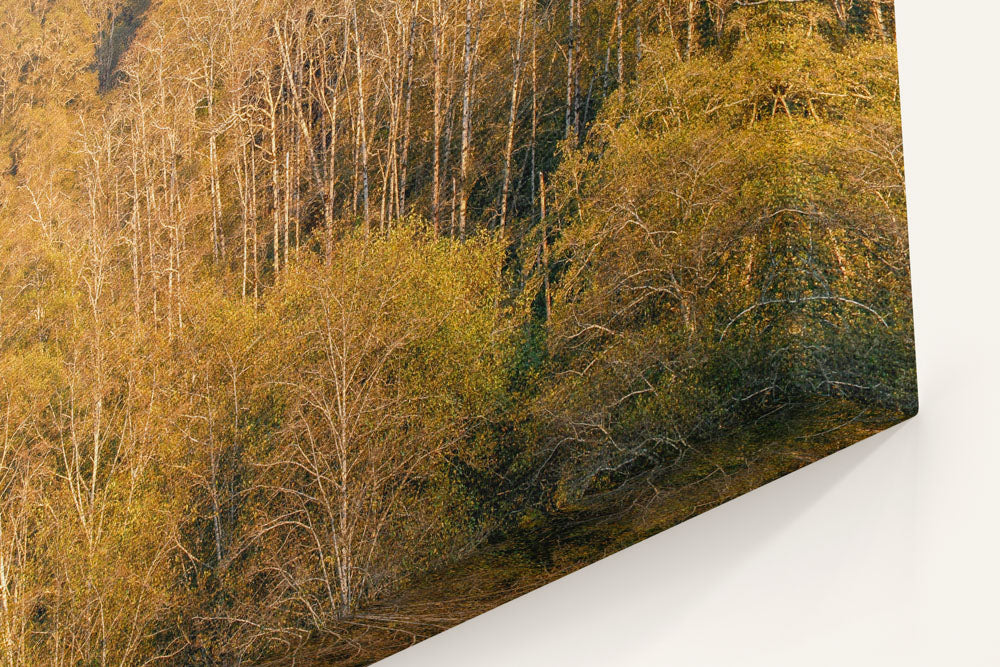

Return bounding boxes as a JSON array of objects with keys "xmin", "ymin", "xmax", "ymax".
[
  {"xmin": 536, "ymin": 2, "xmax": 914, "ymax": 501},
  {"xmin": 0, "ymin": 0, "xmax": 912, "ymax": 663}
]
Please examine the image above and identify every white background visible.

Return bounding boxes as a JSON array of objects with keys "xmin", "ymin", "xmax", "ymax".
[{"xmin": 382, "ymin": 3, "xmax": 1000, "ymax": 665}]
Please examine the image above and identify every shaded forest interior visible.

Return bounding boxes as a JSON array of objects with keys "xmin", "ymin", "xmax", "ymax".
[{"xmin": 0, "ymin": 0, "xmax": 915, "ymax": 664}]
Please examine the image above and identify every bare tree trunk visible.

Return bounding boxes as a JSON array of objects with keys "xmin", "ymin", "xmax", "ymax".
[
  {"xmin": 871, "ymin": 0, "xmax": 886, "ymax": 42},
  {"xmin": 499, "ymin": 0, "xmax": 528, "ymax": 234},
  {"xmin": 322, "ymin": 14, "xmax": 352, "ymax": 261},
  {"xmin": 325, "ymin": 82, "xmax": 339, "ymax": 261},
  {"xmin": 284, "ymin": 149, "xmax": 291, "ymax": 267},
  {"xmin": 173, "ymin": 139, "xmax": 183, "ymax": 332},
  {"xmin": 276, "ymin": 16, "xmax": 325, "ymax": 200},
  {"xmin": 458, "ymin": 0, "xmax": 478, "ymax": 239},
  {"xmin": 442, "ymin": 36, "xmax": 458, "ymax": 235},
  {"xmin": 295, "ymin": 119, "xmax": 302, "ymax": 250},
  {"xmin": 431, "ymin": 0, "xmax": 445, "ymax": 232},
  {"xmin": 400, "ymin": 4, "xmax": 418, "ymax": 220},
  {"xmin": 451, "ymin": 175, "xmax": 458, "ymax": 235},
  {"xmin": 380, "ymin": 10, "xmax": 403, "ymax": 232},
  {"xmin": 685, "ymin": 0, "xmax": 696, "ymax": 61},
  {"xmin": 352, "ymin": 2, "xmax": 371, "ymax": 234},
  {"xmin": 129, "ymin": 128, "xmax": 142, "ymax": 329},
  {"xmin": 265, "ymin": 84, "xmax": 282, "ymax": 278},
  {"xmin": 237, "ymin": 137, "xmax": 250, "ymax": 300},
  {"xmin": 206, "ymin": 52, "xmax": 225, "ymax": 264},
  {"xmin": 251, "ymin": 141, "xmax": 259, "ymax": 301},
  {"xmin": 830, "ymin": 0, "xmax": 849, "ymax": 29},
  {"xmin": 209, "ymin": 131, "xmax": 222, "ymax": 260},
  {"xmin": 574, "ymin": 0, "xmax": 583, "ymax": 142},
  {"xmin": 530, "ymin": 9, "xmax": 537, "ymax": 210},
  {"xmin": 636, "ymin": 13, "xmax": 644, "ymax": 64},
  {"xmin": 616, "ymin": 0, "xmax": 625, "ymax": 83},
  {"xmin": 565, "ymin": 0, "xmax": 576, "ymax": 141},
  {"xmin": 539, "ymin": 171, "xmax": 550, "ymax": 326},
  {"xmin": 712, "ymin": 1, "xmax": 728, "ymax": 40}
]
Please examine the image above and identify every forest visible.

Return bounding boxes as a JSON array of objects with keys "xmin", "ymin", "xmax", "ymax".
[{"xmin": 0, "ymin": 0, "xmax": 915, "ymax": 664}]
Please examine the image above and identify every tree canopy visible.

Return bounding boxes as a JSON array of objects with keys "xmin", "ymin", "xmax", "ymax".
[{"xmin": 0, "ymin": 0, "xmax": 913, "ymax": 663}]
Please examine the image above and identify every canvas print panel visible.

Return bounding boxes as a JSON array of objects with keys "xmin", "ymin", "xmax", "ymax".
[{"xmin": 0, "ymin": 0, "xmax": 914, "ymax": 664}]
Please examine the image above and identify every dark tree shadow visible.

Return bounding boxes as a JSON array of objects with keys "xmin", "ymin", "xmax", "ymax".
[{"xmin": 95, "ymin": 0, "xmax": 151, "ymax": 93}]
